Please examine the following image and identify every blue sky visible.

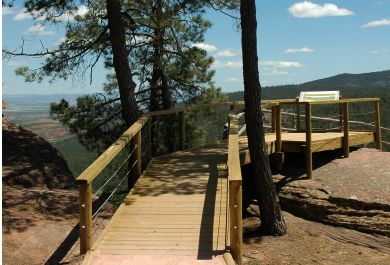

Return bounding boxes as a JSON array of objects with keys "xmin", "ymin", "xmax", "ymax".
[{"xmin": 2, "ymin": 0, "xmax": 390, "ymax": 95}]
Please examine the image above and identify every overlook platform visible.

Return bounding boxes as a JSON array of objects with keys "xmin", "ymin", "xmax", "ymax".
[{"xmin": 77, "ymin": 98, "xmax": 382, "ymax": 265}]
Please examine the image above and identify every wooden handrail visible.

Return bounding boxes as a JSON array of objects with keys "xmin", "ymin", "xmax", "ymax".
[
  {"xmin": 227, "ymin": 114, "xmax": 243, "ymax": 265},
  {"xmin": 76, "ymin": 115, "xmax": 149, "ymax": 185}
]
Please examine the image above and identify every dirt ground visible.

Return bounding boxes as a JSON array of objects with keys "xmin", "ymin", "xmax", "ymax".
[
  {"xmin": 2, "ymin": 186, "xmax": 115, "ymax": 265},
  {"xmin": 243, "ymin": 210, "xmax": 390, "ymax": 265}
]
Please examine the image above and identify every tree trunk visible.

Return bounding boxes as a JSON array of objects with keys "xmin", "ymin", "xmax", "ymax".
[
  {"xmin": 240, "ymin": 0, "xmax": 287, "ymax": 235},
  {"xmin": 106, "ymin": 0, "xmax": 139, "ymax": 126}
]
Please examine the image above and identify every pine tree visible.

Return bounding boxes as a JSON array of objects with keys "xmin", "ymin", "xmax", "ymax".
[
  {"xmin": 240, "ymin": 0, "xmax": 287, "ymax": 235},
  {"xmin": 5, "ymin": 0, "xmax": 238, "ymax": 151}
]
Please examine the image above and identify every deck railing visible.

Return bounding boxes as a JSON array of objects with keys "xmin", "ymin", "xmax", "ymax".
[
  {"xmin": 75, "ymin": 97, "xmax": 382, "ymax": 258},
  {"xmin": 273, "ymin": 98, "xmax": 381, "ymax": 178},
  {"xmin": 75, "ymin": 101, "xmax": 236, "ymax": 254},
  {"xmin": 226, "ymin": 113, "xmax": 243, "ymax": 265}
]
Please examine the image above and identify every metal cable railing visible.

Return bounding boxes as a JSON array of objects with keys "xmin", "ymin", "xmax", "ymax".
[{"xmin": 92, "ymin": 160, "xmax": 137, "ymax": 219}]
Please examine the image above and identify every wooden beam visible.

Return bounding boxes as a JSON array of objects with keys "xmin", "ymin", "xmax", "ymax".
[
  {"xmin": 147, "ymin": 118, "xmax": 152, "ymax": 160},
  {"xmin": 229, "ymin": 180, "xmax": 242, "ymax": 265},
  {"xmin": 271, "ymin": 106, "xmax": 276, "ymax": 133},
  {"xmin": 76, "ymin": 115, "xmax": 149, "ymax": 185},
  {"xmin": 296, "ymin": 103, "xmax": 301, "ymax": 131},
  {"xmin": 79, "ymin": 182, "xmax": 92, "ymax": 254},
  {"xmin": 179, "ymin": 111, "xmax": 185, "ymax": 150},
  {"xmin": 305, "ymin": 103, "xmax": 312, "ymax": 179},
  {"xmin": 338, "ymin": 103, "xmax": 343, "ymax": 132},
  {"xmin": 275, "ymin": 105, "xmax": 282, "ymax": 152},
  {"xmin": 343, "ymin": 102, "xmax": 350, "ymax": 158},
  {"xmin": 375, "ymin": 101, "xmax": 382, "ymax": 151},
  {"xmin": 135, "ymin": 130, "xmax": 142, "ymax": 177},
  {"xmin": 275, "ymin": 105, "xmax": 283, "ymax": 171}
]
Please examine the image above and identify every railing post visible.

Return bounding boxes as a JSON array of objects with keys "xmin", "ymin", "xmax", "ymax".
[
  {"xmin": 296, "ymin": 103, "xmax": 301, "ymax": 131},
  {"xmin": 147, "ymin": 118, "xmax": 152, "ymax": 160},
  {"xmin": 229, "ymin": 181, "xmax": 242, "ymax": 265},
  {"xmin": 343, "ymin": 102, "xmax": 350, "ymax": 158},
  {"xmin": 305, "ymin": 103, "xmax": 312, "ymax": 179},
  {"xmin": 275, "ymin": 104, "xmax": 283, "ymax": 170},
  {"xmin": 374, "ymin": 101, "xmax": 382, "ymax": 151},
  {"xmin": 275, "ymin": 104, "xmax": 282, "ymax": 152},
  {"xmin": 338, "ymin": 102, "xmax": 343, "ymax": 131},
  {"xmin": 271, "ymin": 106, "xmax": 276, "ymax": 133},
  {"xmin": 79, "ymin": 182, "xmax": 92, "ymax": 254},
  {"xmin": 179, "ymin": 111, "xmax": 185, "ymax": 150},
  {"xmin": 135, "ymin": 130, "xmax": 142, "ymax": 177}
]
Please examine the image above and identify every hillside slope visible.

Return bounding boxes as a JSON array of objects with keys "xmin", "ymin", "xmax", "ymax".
[{"xmin": 2, "ymin": 118, "xmax": 75, "ymax": 189}]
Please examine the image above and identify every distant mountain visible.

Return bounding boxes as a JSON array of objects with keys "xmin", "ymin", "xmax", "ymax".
[
  {"xmin": 3, "ymin": 93, "xmax": 82, "ymax": 106},
  {"xmin": 301, "ymin": 70, "xmax": 390, "ymax": 90},
  {"xmin": 227, "ymin": 70, "xmax": 390, "ymax": 101}
]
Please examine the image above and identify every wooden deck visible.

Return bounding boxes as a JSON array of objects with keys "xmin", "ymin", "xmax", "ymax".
[
  {"xmin": 85, "ymin": 144, "xmax": 229, "ymax": 264},
  {"xmin": 76, "ymin": 99, "xmax": 381, "ymax": 265},
  {"xmin": 238, "ymin": 131, "xmax": 374, "ymax": 165}
]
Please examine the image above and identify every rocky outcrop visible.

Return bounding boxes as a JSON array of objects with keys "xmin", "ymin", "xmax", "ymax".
[{"xmin": 2, "ymin": 120, "xmax": 75, "ymax": 189}]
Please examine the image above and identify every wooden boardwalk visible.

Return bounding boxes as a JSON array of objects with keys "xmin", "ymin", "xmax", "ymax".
[
  {"xmin": 85, "ymin": 144, "xmax": 229, "ymax": 264},
  {"xmin": 76, "ymin": 98, "xmax": 381, "ymax": 265},
  {"xmin": 83, "ymin": 131, "xmax": 375, "ymax": 264}
]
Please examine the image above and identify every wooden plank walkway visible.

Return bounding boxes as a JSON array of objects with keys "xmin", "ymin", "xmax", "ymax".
[
  {"xmin": 84, "ymin": 130, "xmax": 374, "ymax": 264},
  {"xmin": 85, "ymin": 144, "xmax": 229, "ymax": 264},
  {"xmin": 238, "ymin": 131, "xmax": 374, "ymax": 164}
]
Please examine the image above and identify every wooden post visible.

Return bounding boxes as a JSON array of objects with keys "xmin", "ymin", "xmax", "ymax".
[
  {"xmin": 374, "ymin": 101, "xmax": 382, "ymax": 151},
  {"xmin": 79, "ymin": 182, "xmax": 92, "ymax": 254},
  {"xmin": 275, "ymin": 105, "xmax": 282, "ymax": 152},
  {"xmin": 305, "ymin": 103, "xmax": 312, "ymax": 179},
  {"xmin": 179, "ymin": 111, "xmax": 185, "ymax": 150},
  {"xmin": 338, "ymin": 103, "xmax": 343, "ymax": 131},
  {"xmin": 147, "ymin": 118, "xmax": 152, "ymax": 160},
  {"xmin": 296, "ymin": 103, "xmax": 301, "ymax": 131},
  {"xmin": 135, "ymin": 130, "xmax": 142, "ymax": 177},
  {"xmin": 229, "ymin": 181, "xmax": 242, "ymax": 265},
  {"xmin": 275, "ymin": 104, "xmax": 283, "ymax": 171},
  {"xmin": 343, "ymin": 102, "xmax": 350, "ymax": 158},
  {"xmin": 271, "ymin": 106, "xmax": 276, "ymax": 133}
]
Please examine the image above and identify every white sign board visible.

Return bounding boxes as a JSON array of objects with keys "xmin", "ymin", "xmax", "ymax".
[{"xmin": 299, "ymin": 91, "xmax": 340, "ymax": 102}]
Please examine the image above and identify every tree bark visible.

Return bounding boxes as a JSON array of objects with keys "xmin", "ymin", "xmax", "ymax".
[
  {"xmin": 106, "ymin": 0, "xmax": 139, "ymax": 126},
  {"xmin": 240, "ymin": 0, "xmax": 287, "ymax": 235}
]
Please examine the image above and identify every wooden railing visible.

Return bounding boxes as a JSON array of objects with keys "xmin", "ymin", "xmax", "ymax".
[
  {"xmin": 75, "ymin": 101, "xmax": 237, "ymax": 254},
  {"xmin": 271, "ymin": 98, "xmax": 381, "ymax": 179},
  {"xmin": 226, "ymin": 113, "xmax": 243, "ymax": 265},
  {"xmin": 75, "ymin": 97, "xmax": 382, "ymax": 258}
]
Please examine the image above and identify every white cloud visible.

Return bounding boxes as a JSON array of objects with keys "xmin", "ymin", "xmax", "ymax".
[
  {"xmin": 225, "ymin": 77, "xmax": 241, "ymax": 82},
  {"xmin": 225, "ymin": 61, "xmax": 242, "ymax": 68},
  {"xmin": 270, "ymin": 70, "xmax": 290, "ymax": 76},
  {"xmin": 24, "ymin": 24, "xmax": 56, "ymax": 36},
  {"xmin": 285, "ymin": 47, "xmax": 315, "ymax": 54},
  {"xmin": 370, "ymin": 49, "xmax": 388, "ymax": 54},
  {"xmin": 288, "ymin": 1, "xmax": 354, "ymax": 18},
  {"xmin": 191, "ymin": 43, "xmax": 218, "ymax": 52},
  {"xmin": 13, "ymin": 8, "xmax": 33, "ymax": 20},
  {"xmin": 216, "ymin": 49, "xmax": 239, "ymax": 57},
  {"xmin": 212, "ymin": 60, "xmax": 242, "ymax": 68},
  {"xmin": 2, "ymin": 6, "xmax": 16, "ymax": 15},
  {"xmin": 260, "ymin": 61, "xmax": 303, "ymax": 68},
  {"xmin": 362, "ymin": 18, "xmax": 390, "ymax": 28},
  {"xmin": 13, "ymin": 5, "xmax": 88, "ymax": 22}
]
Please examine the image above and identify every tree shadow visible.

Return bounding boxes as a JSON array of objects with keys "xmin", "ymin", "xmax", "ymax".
[{"xmin": 44, "ymin": 195, "xmax": 115, "ymax": 265}]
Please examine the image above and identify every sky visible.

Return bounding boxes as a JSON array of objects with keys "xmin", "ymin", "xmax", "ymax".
[{"xmin": 1, "ymin": 0, "xmax": 390, "ymax": 95}]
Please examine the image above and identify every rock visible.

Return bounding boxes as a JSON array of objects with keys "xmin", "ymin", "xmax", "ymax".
[{"xmin": 2, "ymin": 120, "xmax": 75, "ymax": 189}]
